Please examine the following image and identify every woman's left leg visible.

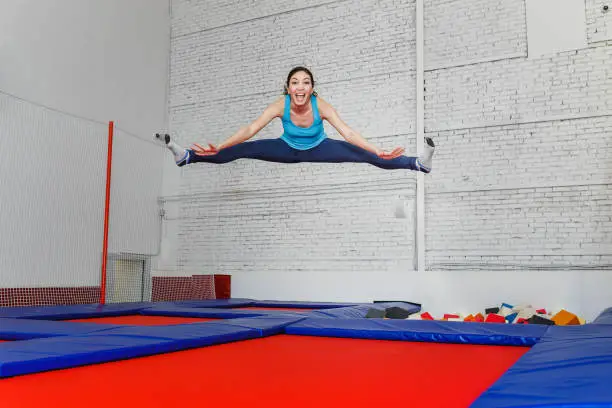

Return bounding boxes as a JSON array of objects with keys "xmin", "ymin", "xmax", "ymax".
[{"xmin": 297, "ymin": 138, "xmax": 431, "ymax": 172}]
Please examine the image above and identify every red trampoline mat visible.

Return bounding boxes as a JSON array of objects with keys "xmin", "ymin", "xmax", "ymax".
[{"xmin": 0, "ymin": 334, "xmax": 528, "ymax": 408}]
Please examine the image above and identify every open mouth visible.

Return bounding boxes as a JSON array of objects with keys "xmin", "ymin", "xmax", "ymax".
[{"xmin": 295, "ymin": 94, "xmax": 306, "ymax": 103}]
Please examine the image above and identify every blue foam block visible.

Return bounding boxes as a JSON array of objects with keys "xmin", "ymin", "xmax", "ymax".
[
  {"xmin": 285, "ymin": 318, "xmax": 547, "ymax": 346},
  {"xmin": 0, "ymin": 318, "xmax": 119, "ymax": 340},
  {"xmin": 0, "ymin": 323, "xmax": 259, "ymax": 378},
  {"xmin": 472, "ymin": 324, "xmax": 612, "ymax": 407}
]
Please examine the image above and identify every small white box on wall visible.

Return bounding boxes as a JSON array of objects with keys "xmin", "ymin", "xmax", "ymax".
[{"xmin": 526, "ymin": 0, "xmax": 588, "ymax": 57}]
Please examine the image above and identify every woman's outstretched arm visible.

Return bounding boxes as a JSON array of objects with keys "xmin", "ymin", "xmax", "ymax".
[
  {"xmin": 317, "ymin": 97, "xmax": 405, "ymax": 160},
  {"xmin": 192, "ymin": 97, "xmax": 284, "ymax": 155}
]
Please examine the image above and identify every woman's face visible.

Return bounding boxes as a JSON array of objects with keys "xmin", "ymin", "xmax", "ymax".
[{"xmin": 287, "ymin": 70, "xmax": 313, "ymax": 107}]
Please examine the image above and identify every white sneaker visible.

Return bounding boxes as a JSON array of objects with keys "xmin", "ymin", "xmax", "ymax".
[
  {"xmin": 417, "ymin": 137, "xmax": 435, "ymax": 173},
  {"xmin": 154, "ymin": 133, "xmax": 189, "ymax": 166}
]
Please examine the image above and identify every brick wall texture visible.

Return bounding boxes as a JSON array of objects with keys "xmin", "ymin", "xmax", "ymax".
[{"xmin": 169, "ymin": 0, "xmax": 612, "ymax": 272}]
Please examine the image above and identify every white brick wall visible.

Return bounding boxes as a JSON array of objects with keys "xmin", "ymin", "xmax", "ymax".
[
  {"xmin": 428, "ymin": 116, "xmax": 612, "ymax": 192},
  {"xmin": 171, "ymin": 0, "xmax": 335, "ymax": 37},
  {"xmin": 425, "ymin": 0, "xmax": 612, "ymax": 270},
  {"xmin": 586, "ymin": 0, "xmax": 612, "ymax": 43},
  {"xmin": 424, "ymin": 0, "xmax": 527, "ymax": 70},
  {"xmin": 169, "ymin": 0, "xmax": 418, "ymax": 276},
  {"xmin": 170, "ymin": 0, "xmax": 415, "ymax": 107},
  {"xmin": 167, "ymin": 0, "xmax": 612, "ymax": 292},
  {"xmin": 426, "ymin": 185, "xmax": 612, "ymax": 268},
  {"xmin": 425, "ymin": 45, "xmax": 612, "ymax": 131}
]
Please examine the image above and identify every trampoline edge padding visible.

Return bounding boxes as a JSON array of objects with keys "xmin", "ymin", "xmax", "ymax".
[
  {"xmin": 284, "ymin": 318, "xmax": 548, "ymax": 346},
  {"xmin": 471, "ymin": 324, "xmax": 612, "ymax": 407},
  {"xmin": 0, "ymin": 318, "xmax": 121, "ymax": 340},
  {"xmin": 0, "ymin": 303, "xmax": 152, "ymax": 320},
  {"xmin": 252, "ymin": 300, "xmax": 360, "ymax": 309},
  {"xmin": 0, "ymin": 316, "xmax": 303, "ymax": 378},
  {"xmin": 140, "ymin": 305, "xmax": 307, "ymax": 319}
]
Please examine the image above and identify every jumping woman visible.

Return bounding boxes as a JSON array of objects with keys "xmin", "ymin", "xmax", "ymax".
[{"xmin": 157, "ymin": 66, "xmax": 435, "ymax": 172}]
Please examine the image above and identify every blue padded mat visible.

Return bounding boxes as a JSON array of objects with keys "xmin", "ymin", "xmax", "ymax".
[
  {"xmin": 252, "ymin": 300, "xmax": 359, "ymax": 309},
  {"xmin": 308, "ymin": 302, "xmax": 421, "ymax": 319},
  {"xmin": 0, "ymin": 318, "xmax": 119, "ymax": 340},
  {"xmin": 211, "ymin": 316, "xmax": 307, "ymax": 336},
  {"xmin": 141, "ymin": 305, "xmax": 308, "ymax": 319},
  {"xmin": 0, "ymin": 323, "xmax": 259, "ymax": 378},
  {"xmin": 0, "ymin": 303, "xmax": 151, "ymax": 320},
  {"xmin": 472, "ymin": 324, "xmax": 612, "ymax": 407},
  {"xmin": 159, "ymin": 298, "xmax": 256, "ymax": 309},
  {"xmin": 96, "ymin": 316, "xmax": 306, "ymax": 337},
  {"xmin": 593, "ymin": 307, "xmax": 612, "ymax": 325},
  {"xmin": 285, "ymin": 318, "xmax": 548, "ymax": 346}
]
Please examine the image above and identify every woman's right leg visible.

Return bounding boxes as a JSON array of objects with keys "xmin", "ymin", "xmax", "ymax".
[{"xmin": 180, "ymin": 138, "xmax": 302, "ymax": 166}]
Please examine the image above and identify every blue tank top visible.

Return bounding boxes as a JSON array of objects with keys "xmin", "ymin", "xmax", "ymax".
[{"xmin": 280, "ymin": 94, "xmax": 326, "ymax": 150}]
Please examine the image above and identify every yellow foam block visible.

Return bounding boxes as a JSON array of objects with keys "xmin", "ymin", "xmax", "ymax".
[{"xmin": 552, "ymin": 309, "xmax": 580, "ymax": 326}]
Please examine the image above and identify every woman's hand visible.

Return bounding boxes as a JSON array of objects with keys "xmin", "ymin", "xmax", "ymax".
[
  {"xmin": 377, "ymin": 147, "xmax": 405, "ymax": 160},
  {"xmin": 191, "ymin": 143, "xmax": 219, "ymax": 156}
]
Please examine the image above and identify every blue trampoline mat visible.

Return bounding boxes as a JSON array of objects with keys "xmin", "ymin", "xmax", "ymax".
[
  {"xmin": 140, "ymin": 305, "xmax": 308, "ymax": 319},
  {"xmin": 250, "ymin": 300, "xmax": 360, "ymax": 309},
  {"xmin": 285, "ymin": 317, "xmax": 547, "ymax": 346},
  {"xmin": 472, "ymin": 324, "xmax": 612, "ymax": 407},
  {"xmin": 0, "ymin": 316, "xmax": 305, "ymax": 378},
  {"xmin": 0, "ymin": 303, "xmax": 152, "ymax": 320},
  {"xmin": 0, "ymin": 318, "xmax": 120, "ymax": 340}
]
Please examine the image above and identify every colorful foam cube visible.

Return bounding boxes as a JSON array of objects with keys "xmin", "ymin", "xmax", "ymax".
[
  {"xmin": 517, "ymin": 308, "xmax": 536, "ymax": 320},
  {"xmin": 485, "ymin": 314, "xmax": 506, "ymax": 324},
  {"xmin": 505, "ymin": 312, "xmax": 518, "ymax": 323},
  {"xmin": 552, "ymin": 309, "xmax": 580, "ymax": 326},
  {"xmin": 485, "ymin": 307, "xmax": 500, "ymax": 315},
  {"xmin": 512, "ymin": 304, "xmax": 532, "ymax": 313},
  {"xmin": 420, "ymin": 312, "xmax": 434, "ymax": 320},
  {"xmin": 528, "ymin": 314, "xmax": 555, "ymax": 325},
  {"xmin": 385, "ymin": 306, "xmax": 412, "ymax": 319}
]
